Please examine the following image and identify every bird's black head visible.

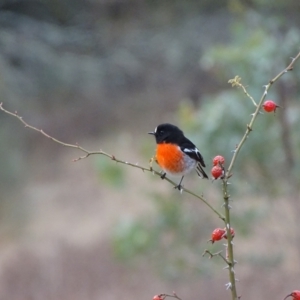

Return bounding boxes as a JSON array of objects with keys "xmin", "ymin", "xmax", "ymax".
[{"xmin": 148, "ymin": 123, "xmax": 184, "ymax": 144}]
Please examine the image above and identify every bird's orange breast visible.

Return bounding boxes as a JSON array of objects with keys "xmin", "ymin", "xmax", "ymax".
[{"xmin": 155, "ymin": 143, "xmax": 185, "ymax": 174}]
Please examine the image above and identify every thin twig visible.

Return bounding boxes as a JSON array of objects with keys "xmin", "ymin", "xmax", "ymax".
[
  {"xmin": 202, "ymin": 249, "xmax": 229, "ymax": 264},
  {"xmin": 228, "ymin": 76, "xmax": 257, "ymax": 107},
  {"xmin": 0, "ymin": 103, "xmax": 224, "ymax": 220},
  {"xmin": 158, "ymin": 292, "xmax": 183, "ymax": 300},
  {"xmin": 226, "ymin": 51, "xmax": 300, "ymax": 179}
]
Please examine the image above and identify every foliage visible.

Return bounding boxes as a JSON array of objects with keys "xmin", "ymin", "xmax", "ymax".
[
  {"xmin": 112, "ymin": 192, "xmax": 220, "ymax": 277},
  {"xmin": 180, "ymin": 11, "xmax": 300, "ymax": 194},
  {"xmin": 112, "ymin": 12, "xmax": 300, "ymax": 278},
  {"xmin": 96, "ymin": 157, "xmax": 125, "ymax": 187}
]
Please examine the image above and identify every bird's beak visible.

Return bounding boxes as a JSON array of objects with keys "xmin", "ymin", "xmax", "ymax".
[{"xmin": 148, "ymin": 131, "xmax": 155, "ymax": 135}]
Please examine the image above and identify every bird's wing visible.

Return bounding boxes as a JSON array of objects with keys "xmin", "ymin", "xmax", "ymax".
[{"xmin": 180, "ymin": 141, "xmax": 206, "ymax": 168}]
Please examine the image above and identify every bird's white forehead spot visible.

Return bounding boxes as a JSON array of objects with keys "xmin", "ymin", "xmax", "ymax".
[{"xmin": 154, "ymin": 126, "xmax": 157, "ymax": 133}]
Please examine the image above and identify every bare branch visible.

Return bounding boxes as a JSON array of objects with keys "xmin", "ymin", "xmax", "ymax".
[
  {"xmin": 158, "ymin": 292, "xmax": 183, "ymax": 300},
  {"xmin": 0, "ymin": 102, "xmax": 224, "ymax": 220},
  {"xmin": 226, "ymin": 51, "xmax": 300, "ymax": 179},
  {"xmin": 202, "ymin": 249, "xmax": 229, "ymax": 264},
  {"xmin": 223, "ymin": 50, "xmax": 300, "ymax": 300},
  {"xmin": 228, "ymin": 76, "xmax": 258, "ymax": 107}
]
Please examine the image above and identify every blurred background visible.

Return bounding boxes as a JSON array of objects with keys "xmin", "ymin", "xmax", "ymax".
[{"xmin": 0, "ymin": 0, "xmax": 300, "ymax": 299}]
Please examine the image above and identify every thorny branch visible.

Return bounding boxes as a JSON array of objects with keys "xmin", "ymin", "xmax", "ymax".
[
  {"xmin": 0, "ymin": 102, "xmax": 224, "ymax": 220},
  {"xmin": 156, "ymin": 292, "xmax": 182, "ymax": 300},
  {"xmin": 226, "ymin": 51, "xmax": 300, "ymax": 180},
  {"xmin": 1, "ymin": 50, "xmax": 300, "ymax": 300},
  {"xmin": 222, "ymin": 51, "xmax": 300, "ymax": 300},
  {"xmin": 202, "ymin": 249, "xmax": 229, "ymax": 265}
]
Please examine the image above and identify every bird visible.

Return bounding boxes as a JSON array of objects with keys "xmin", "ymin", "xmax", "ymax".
[{"xmin": 148, "ymin": 123, "xmax": 208, "ymax": 190}]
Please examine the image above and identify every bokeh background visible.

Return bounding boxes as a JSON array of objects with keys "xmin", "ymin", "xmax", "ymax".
[{"xmin": 0, "ymin": 1, "xmax": 300, "ymax": 299}]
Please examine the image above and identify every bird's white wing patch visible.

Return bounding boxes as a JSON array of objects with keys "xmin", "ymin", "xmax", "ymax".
[
  {"xmin": 183, "ymin": 148, "xmax": 194, "ymax": 152},
  {"xmin": 183, "ymin": 147, "xmax": 199, "ymax": 154},
  {"xmin": 183, "ymin": 147, "xmax": 202, "ymax": 159}
]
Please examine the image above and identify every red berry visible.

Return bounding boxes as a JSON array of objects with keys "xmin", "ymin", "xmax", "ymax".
[
  {"xmin": 153, "ymin": 295, "xmax": 164, "ymax": 300},
  {"xmin": 213, "ymin": 155, "xmax": 225, "ymax": 166},
  {"xmin": 292, "ymin": 291, "xmax": 300, "ymax": 300},
  {"xmin": 210, "ymin": 228, "xmax": 226, "ymax": 243},
  {"xmin": 284, "ymin": 291, "xmax": 300, "ymax": 300},
  {"xmin": 223, "ymin": 227, "xmax": 235, "ymax": 239},
  {"xmin": 262, "ymin": 100, "xmax": 279, "ymax": 112},
  {"xmin": 211, "ymin": 165, "xmax": 224, "ymax": 179}
]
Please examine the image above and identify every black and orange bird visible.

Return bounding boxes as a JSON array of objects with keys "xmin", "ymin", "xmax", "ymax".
[{"xmin": 149, "ymin": 123, "xmax": 208, "ymax": 190}]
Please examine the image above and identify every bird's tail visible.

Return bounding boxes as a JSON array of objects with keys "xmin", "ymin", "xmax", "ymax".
[{"xmin": 196, "ymin": 163, "xmax": 209, "ymax": 179}]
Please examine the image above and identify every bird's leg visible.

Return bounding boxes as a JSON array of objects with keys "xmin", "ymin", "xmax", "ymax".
[{"xmin": 174, "ymin": 176, "xmax": 184, "ymax": 191}]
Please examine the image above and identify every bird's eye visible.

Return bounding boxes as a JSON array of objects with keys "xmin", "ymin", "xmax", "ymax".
[{"xmin": 159, "ymin": 130, "xmax": 164, "ymax": 135}]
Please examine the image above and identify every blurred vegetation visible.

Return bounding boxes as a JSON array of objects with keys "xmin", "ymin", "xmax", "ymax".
[
  {"xmin": 110, "ymin": 2, "xmax": 300, "ymax": 272},
  {"xmin": 0, "ymin": 0, "xmax": 300, "ymax": 284},
  {"xmin": 194, "ymin": 9, "xmax": 300, "ymax": 194},
  {"xmin": 112, "ymin": 191, "xmax": 219, "ymax": 278},
  {"xmin": 96, "ymin": 159, "xmax": 125, "ymax": 188}
]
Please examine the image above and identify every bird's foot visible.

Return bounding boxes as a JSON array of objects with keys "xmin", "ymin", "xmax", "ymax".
[
  {"xmin": 160, "ymin": 172, "xmax": 166, "ymax": 180},
  {"xmin": 174, "ymin": 184, "xmax": 183, "ymax": 191}
]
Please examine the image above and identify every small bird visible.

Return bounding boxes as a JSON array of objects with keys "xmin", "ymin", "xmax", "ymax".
[{"xmin": 149, "ymin": 123, "xmax": 208, "ymax": 190}]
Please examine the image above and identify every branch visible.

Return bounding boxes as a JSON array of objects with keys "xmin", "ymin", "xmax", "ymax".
[
  {"xmin": 223, "ymin": 51, "xmax": 300, "ymax": 300},
  {"xmin": 228, "ymin": 76, "xmax": 257, "ymax": 107},
  {"xmin": 156, "ymin": 292, "xmax": 183, "ymax": 300},
  {"xmin": 0, "ymin": 103, "xmax": 224, "ymax": 220},
  {"xmin": 226, "ymin": 51, "xmax": 300, "ymax": 179},
  {"xmin": 202, "ymin": 249, "xmax": 229, "ymax": 265}
]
